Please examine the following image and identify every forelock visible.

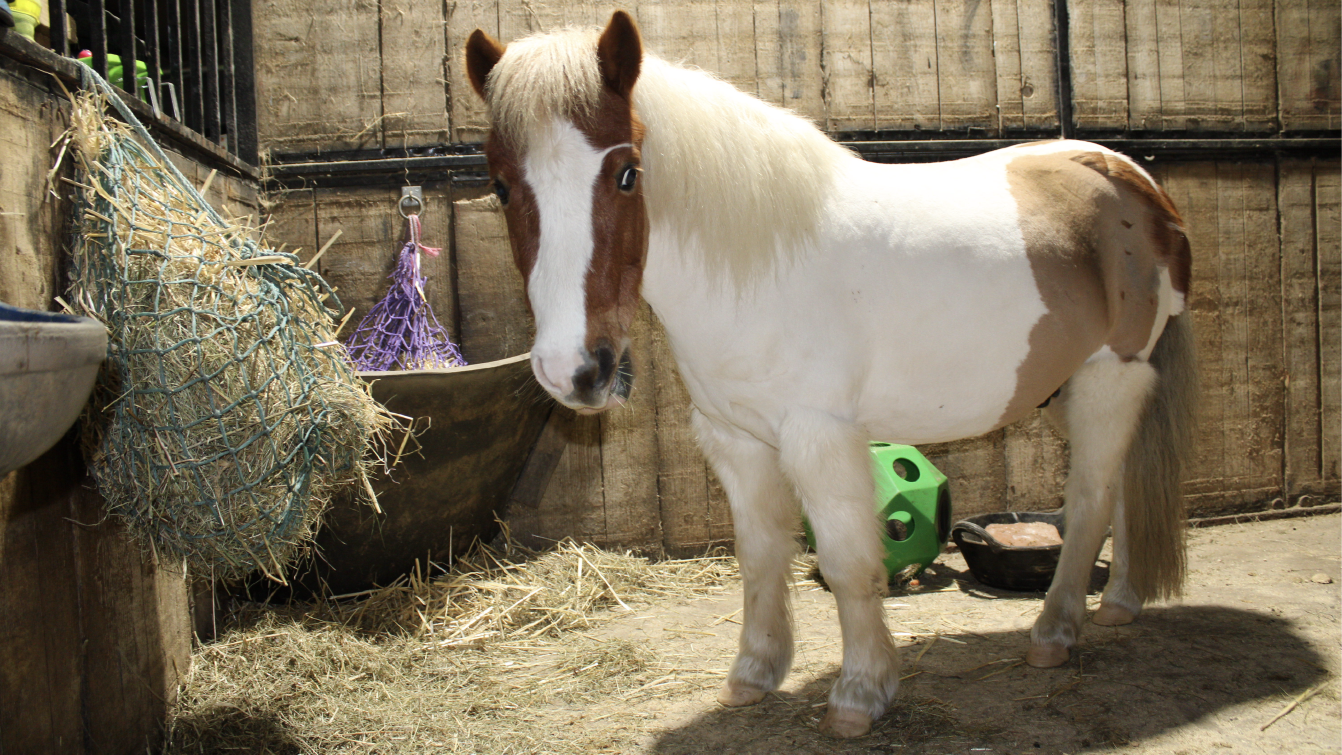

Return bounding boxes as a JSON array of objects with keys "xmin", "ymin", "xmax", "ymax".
[{"xmin": 484, "ymin": 27, "xmax": 606, "ymax": 146}]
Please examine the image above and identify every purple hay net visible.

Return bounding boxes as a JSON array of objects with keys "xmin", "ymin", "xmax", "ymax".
[{"xmin": 344, "ymin": 219, "xmax": 466, "ymax": 372}]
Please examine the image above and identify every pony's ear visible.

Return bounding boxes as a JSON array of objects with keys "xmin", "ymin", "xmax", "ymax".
[
  {"xmin": 465, "ymin": 29, "xmax": 505, "ymax": 100},
  {"xmin": 597, "ymin": 10, "xmax": 642, "ymax": 99}
]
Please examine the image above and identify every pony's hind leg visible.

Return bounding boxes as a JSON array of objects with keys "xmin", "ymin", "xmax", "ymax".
[
  {"xmin": 1028, "ymin": 357, "xmax": 1157, "ymax": 668},
  {"xmin": 693, "ymin": 410, "xmax": 800, "ymax": 708},
  {"xmin": 777, "ymin": 409, "xmax": 899, "ymax": 738},
  {"xmin": 1092, "ymin": 493, "xmax": 1142, "ymax": 626}
]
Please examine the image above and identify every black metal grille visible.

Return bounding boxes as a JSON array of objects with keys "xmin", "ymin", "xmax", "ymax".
[{"xmin": 48, "ymin": 0, "xmax": 257, "ymax": 165}]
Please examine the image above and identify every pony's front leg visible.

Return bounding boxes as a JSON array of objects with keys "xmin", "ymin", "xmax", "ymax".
[
  {"xmin": 778, "ymin": 409, "xmax": 899, "ymax": 738},
  {"xmin": 693, "ymin": 410, "xmax": 800, "ymax": 708},
  {"xmin": 1028, "ymin": 359, "xmax": 1156, "ymax": 667}
]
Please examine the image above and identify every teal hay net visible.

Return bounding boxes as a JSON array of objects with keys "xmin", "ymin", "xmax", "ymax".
[
  {"xmin": 61, "ymin": 71, "xmax": 396, "ymax": 580},
  {"xmin": 344, "ymin": 213, "xmax": 466, "ymax": 371}
]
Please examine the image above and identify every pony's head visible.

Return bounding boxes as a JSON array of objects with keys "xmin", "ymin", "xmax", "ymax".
[{"xmin": 466, "ymin": 12, "xmax": 647, "ymax": 414}]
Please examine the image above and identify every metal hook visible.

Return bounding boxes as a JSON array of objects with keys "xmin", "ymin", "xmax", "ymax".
[{"xmin": 399, "ymin": 186, "xmax": 424, "ymax": 218}]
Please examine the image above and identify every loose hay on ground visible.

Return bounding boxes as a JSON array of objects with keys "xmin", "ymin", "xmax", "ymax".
[{"xmin": 167, "ymin": 539, "xmax": 738, "ymax": 754}]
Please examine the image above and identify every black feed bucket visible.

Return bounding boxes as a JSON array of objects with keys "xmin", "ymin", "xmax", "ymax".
[{"xmin": 950, "ymin": 511, "xmax": 1066, "ymax": 591}]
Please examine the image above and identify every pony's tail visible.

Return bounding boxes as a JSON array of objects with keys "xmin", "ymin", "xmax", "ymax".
[{"xmin": 1123, "ymin": 310, "xmax": 1198, "ymax": 601}]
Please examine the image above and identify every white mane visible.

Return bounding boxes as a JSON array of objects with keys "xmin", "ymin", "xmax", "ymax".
[{"xmin": 485, "ymin": 26, "xmax": 852, "ymax": 282}]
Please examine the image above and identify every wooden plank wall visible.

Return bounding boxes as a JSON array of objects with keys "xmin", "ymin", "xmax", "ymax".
[
  {"xmin": 251, "ymin": 0, "xmax": 1340, "ymax": 556},
  {"xmin": 1, "ymin": 59, "xmax": 204, "ymax": 755},
  {"xmin": 252, "ymin": 0, "xmax": 1337, "ymax": 154}
]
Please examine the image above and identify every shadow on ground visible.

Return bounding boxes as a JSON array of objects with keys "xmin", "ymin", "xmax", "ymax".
[{"xmin": 649, "ymin": 604, "xmax": 1328, "ymax": 755}]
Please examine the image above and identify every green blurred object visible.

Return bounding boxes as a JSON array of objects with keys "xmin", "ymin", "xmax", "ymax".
[
  {"xmin": 10, "ymin": 0, "xmax": 37, "ymax": 37},
  {"xmin": 76, "ymin": 51, "xmax": 152, "ymax": 101},
  {"xmin": 805, "ymin": 443, "xmax": 952, "ymax": 583}
]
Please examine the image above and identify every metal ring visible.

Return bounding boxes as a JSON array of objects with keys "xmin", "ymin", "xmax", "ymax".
[{"xmin": 398, "ymin": 194, "xmax": 423, "ymax": 218}]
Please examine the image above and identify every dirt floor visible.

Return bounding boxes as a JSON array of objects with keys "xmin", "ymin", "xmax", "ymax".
[
  {"xmin": 578, "ymin": 514, "xmax": 1341, "ymax": 754},
  {"xmin": 173, "ymin": 513, "xmax": 1340, "ymax": 754}
]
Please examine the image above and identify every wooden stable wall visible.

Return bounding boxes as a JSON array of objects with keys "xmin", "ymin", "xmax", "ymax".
[
  {"xmin": 252, "ymin": 0, "xmax": 1339, "ymax": 556},
  {"xmin": 0, "ymin": 40, "xmax": 260, "ymax": 753},
  {"xmin": 250, "ymin": 0, "xmax": 1338, "ymax": 154}
]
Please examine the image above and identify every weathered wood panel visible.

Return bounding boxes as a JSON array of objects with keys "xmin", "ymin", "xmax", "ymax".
[
  {"xmin": 772, "ymin": 0, "xmax": 821, "ymax": 121},
  {"xmin": 1156, "ymin": 162, "xmax": 1287, "ymax": 512},
  {"xmin": 1279, "ymin": 161, "xmax": 1323, "ymax": 497},
  {"xmin": 1069, "ymin": 0, "xmax": 1129, "ymax": 130},
  {"xmin": 1004, "ymin": 413, "xmax": 1069, "ymax": 511},
  {"xmin": 1276, "ymin": 0, "xmax": 1342, "ymax": 130},
  {"xmin": 446, "ymin": 0, "xmax": 498, "ymax": 143},
  {"xmin": 934, "ymin": 0, "xmax": 999, "ymax": 130},
  {"xmin": 452, "ymin": 192, "xmax": 531, "ymax": 363},
  {"xmin": 1315, "ymin": 164, "xmax": 1341, "ymax": 483},
  {"xmin": 994, "ymin": 0, "xmax": 1061, "ymax": 131},
  {"xmin": 262, "ymin": 187, "xmax": 317, "ymax": 260},
  {"xmin": 870, "ymin": 0, "xmax": 940, "ymax": 131},
  {"xmin": 821, "ymin": 0, "xmax": 875, "ymax": 132},
  {"xmin": 253, "ymin": 0, "xmax": 383, "ymax": 153},
  {"xmin": 312, "ymin": 187, "xmax": 402, "ymax": 333},
  {"xmin": 921, "ymin": 431, "xmax": 1009, "ymax": 518},
  {"xmin": 1075, "ymin": 0, "xmax": 1283, "ymax": 132},
  {"xmin": 380, "ymin": 0, "xmax": 452, "ymax": 148}
]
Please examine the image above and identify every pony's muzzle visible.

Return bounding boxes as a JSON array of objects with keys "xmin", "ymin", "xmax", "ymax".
[{"xmin": 533, "ymin": 340, "xmax": 633, "ymax": 413}]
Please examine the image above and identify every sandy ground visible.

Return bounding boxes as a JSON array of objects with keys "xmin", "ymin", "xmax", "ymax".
[{"xmin": 571, "ymin": 514, "xmax": 1341, "ymax": 754}]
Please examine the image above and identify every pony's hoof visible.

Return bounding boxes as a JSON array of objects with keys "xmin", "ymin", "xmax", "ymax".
[
  {"xmin": 1093, "ymin": 603, "xmax": 1137, "ymax": 626},
  {"xmin": 819, "ymin": 706, "xmax": 873, "ymax": 738},
  {"xmin": 717, "ymin": 679, "xmax": 767, "ymax": 707},
  {"xmin": 1026, "ymin": 642, "xmax": 1070, "ymax": 668}
]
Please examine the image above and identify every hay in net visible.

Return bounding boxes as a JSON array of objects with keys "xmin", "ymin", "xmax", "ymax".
[{"xmin": 61, "ymin": 75, "xmax": 398, "ymax": 579}]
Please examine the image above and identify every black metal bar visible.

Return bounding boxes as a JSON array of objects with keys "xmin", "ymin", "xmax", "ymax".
[
  {"xmin": 163, "ymin": 0, "xmax": 184, "ymax": 122},
  {"xmin": 228, "ymin": 0, "xmax": 257, "ymax": 165},
  {"xmin": 264, "ymin": 136, "xmax": 1341, "ymax": 189},
  {"xmin": 1052, "ymin": 0, "xmax": 1074, "ymax": 139},
  {"xmin": 89, "ymin": 0, "xmax": 108, "ymax": 81},
  {"xmin": 218, "ymin": 0, "xmax": 235, "ymax": 152},
  {"xmin": 143, "ymin": 0, "xmax": 162, "ymax": 109},
  {"xmin": 200, "ymin": 0, "xmax": 219, "ymax": 141},
  {"xmin": 184, "ymin": 0, "xmax": 203, "ymax": 132},
  {"xmin": 49, "ymin": 0, "xmax": 68, "ymax": 57},
  {"xmin": 118, "ymin": 0, "xmax": 136, "ymax": 95}
]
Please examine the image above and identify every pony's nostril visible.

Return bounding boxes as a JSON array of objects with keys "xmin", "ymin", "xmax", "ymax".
[
  {"xmin": 594, "ymin": 343, "xmax": 616, "ymax": 382},
  {"xmin": 571, "ymin": 343, "xmax": 619, "ymax": 402}
]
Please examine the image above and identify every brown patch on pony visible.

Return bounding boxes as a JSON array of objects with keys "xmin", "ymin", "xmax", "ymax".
[
  {"xmin": 482, "ymin": 135, "xmax": 540, "ymax": 304},
  {"xmin": 575, "ymin": 14, "xmax": 648, "ymax": 355},
  {"xmin": 997, "ymin": 148, "xmax": 1189, "ymax": 427},
  {"xmin": 1069, "ymin": 151, "xmax": 1191, "ymax": 296},
  {"xmin": 577, "ymin": 92, "xmax": 648, "ymax": 354}
]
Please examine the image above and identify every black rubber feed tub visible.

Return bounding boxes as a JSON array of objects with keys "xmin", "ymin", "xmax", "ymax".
[{"xmin": 951, "ymin": 511, "xmax": 1066, "ymax": 591}]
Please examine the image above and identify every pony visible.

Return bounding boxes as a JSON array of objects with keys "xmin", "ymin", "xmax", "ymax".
[{"xmin": 464, "ymin": 11, "xmax": 1196, "ymax": 738}]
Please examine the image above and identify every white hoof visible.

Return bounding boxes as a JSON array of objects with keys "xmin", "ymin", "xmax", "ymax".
[
  {"xmin": 1026, "ymin": 642, "xmax": 1071, "ymax": 668},
  {"xmin": 1092, "ymin": 603, "xmax": 1138, "ymax": 626},
  {"xmin": 819, "ymin": 705, "xmax": 873, "ymax": 738},
  {"xmin": 717, "ymin": 679, "xmax": 768, "ymax": 707}
]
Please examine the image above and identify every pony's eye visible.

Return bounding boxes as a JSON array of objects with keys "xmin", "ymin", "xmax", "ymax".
[
  {"xmin": 617, "ymin": 165, "xmax": 639, "ymax": 193},
  {"xmin": 493, "ymin": 180, "xmax": 510, "ymax": 205}
]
